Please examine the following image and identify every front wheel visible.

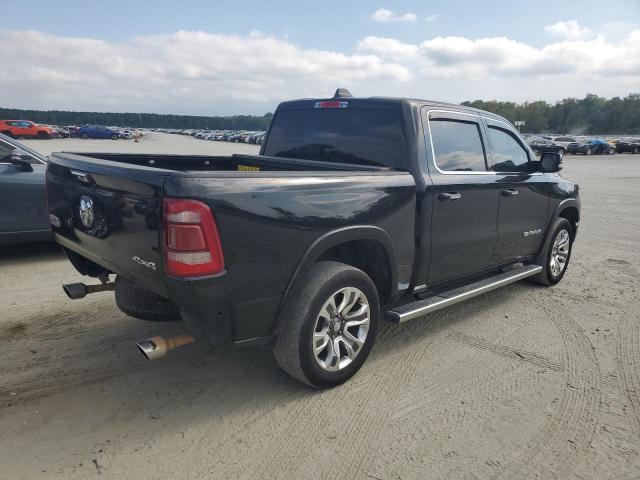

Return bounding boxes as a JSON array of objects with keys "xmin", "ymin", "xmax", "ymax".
[
  {"xmin": 81, "ymin": 133, "xmax": 88, "ymax": 139},
  {"xmin": 585, "ymin": 148, "xmax": 592, "ymax": 155},
  {"xmin": 530, "ymin": 218, "xmax": 573, "ymax": 286},
  {"xmin": 608, "ymin": 147, "xmax": 615, "ymax": 155},
  {"xmin": 633, "ymin": 147, "xmax": 639, "ymax": 154},
  {"xmin": 273, "ymin": 261, "xmax": 380, "ymax": 388},
  {"xmin": 111, "ymin": 134, "xmax": 118, "ymax": 140}
]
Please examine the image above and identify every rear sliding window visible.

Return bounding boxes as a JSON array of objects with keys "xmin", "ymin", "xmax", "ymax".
[{"xmin": 263, "ymin": 108, "xmax": 405, "ymax": 169}]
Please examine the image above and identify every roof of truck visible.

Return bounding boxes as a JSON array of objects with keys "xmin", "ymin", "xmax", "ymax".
[{"xmin": 277, "ymin": 95, "xmax": 509, "ymax": 124}]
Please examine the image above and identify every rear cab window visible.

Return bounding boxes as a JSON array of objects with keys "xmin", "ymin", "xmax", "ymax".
[{"xmin": 263, "ymin": 101, "xmax": 406, "ymax": 170}]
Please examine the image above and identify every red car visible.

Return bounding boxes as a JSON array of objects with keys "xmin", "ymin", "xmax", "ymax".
[{"xmin": 0, "ymin": 120, "xmax": 52, "ymax": 139}]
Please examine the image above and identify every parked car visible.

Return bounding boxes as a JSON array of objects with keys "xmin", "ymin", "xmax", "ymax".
[
  {"xmin": 0, "ymin": 133, "xmax": 51, "ymax": 245},
  {"xmin": 48, "ymin": 89, "xmax": 579, "ymax": 388},
  {"xmin": 568, "ymin": 138, "xmax": 615, "ymax": 155},
  {"xmin": 552, "ymin": 136, "xmax": 577, "ymax": 149},
  {"xmin": 528, "ymin": 138, "xmax": 566, "ymax": 155},
  {"xmin": 73, "ymin": 125, "xmax": 120, "ymax": 140},
  {"xmin": 615, "ymin": 138, "xmax": 640, "ymax": 154},
  {"xmin": 0, "ymin": 120, "xmax": 53, "ymax": 139}
]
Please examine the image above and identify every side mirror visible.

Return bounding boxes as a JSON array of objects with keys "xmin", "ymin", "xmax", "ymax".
[
  {"xmin": 540, "ymin": 152, "xmax": 563, "ymax": 173},
  {"xmin": 10, "ymin": 148, "xmax": 34, "ymax": 172}
]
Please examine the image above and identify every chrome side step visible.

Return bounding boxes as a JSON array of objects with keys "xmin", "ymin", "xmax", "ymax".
[{"xmin": 387, "ymin": 264, "xmax": 542, "ymax": 323}]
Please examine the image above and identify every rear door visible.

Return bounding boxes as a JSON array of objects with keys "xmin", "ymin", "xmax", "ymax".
[
  {"xmin": 424, "ymin": 110, "xmax": 500, "ymax": 285},
  {"xmin": 484, "ymin": 118, "xmax": 550, "ymax": 263}
]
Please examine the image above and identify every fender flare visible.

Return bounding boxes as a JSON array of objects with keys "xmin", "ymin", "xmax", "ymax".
[
  {"xmin": 536, "ymin": 198, "xmax": 580, "ymax": 265},
  {"xmin": 278, "ymin": 225, "xmax": 399, "ymax": 313}
]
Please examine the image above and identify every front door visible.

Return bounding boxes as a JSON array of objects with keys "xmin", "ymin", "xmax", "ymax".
[
  {"xmin": 425, "ymin": 110, "xmax": 500, "ymax": 285},
  {"xmin": 484, "ymin": 119, "xmax": 550, "ymax": 263}
]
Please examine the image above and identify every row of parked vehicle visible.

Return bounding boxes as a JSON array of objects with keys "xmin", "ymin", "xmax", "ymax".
[
  {"xmin": 525, "ymin": 134, "xmax": 640, "ymax": 156},
  {"xmin": 0, "ymin": 119, "xmax": 145, "ymax": 140},
  {"xmin": 152, "ymin": 128, "xmax": 266, "ymax": 144}
]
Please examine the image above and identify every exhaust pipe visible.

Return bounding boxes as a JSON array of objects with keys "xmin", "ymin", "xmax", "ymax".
[
  {"xmin": 136, "ymin": 335, "xmax": 195, "ymax": 361},
  {"xmin": 62, "ymin": 281, "xmax": 115, "ymax": 299}
]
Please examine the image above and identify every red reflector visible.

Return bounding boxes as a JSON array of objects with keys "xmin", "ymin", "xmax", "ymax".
[
  {"xmin": 314, "ymin": 101, "xmax": 348, "ymax": 109},
  {"xmin": 163, "ymin": 198, "xmax": 225, "ymax": 277}
]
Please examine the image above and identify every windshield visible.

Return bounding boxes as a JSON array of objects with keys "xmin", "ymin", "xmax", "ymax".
[{"xmin": 263, "ymin": 107, "xmax": 406, "ymax": 169}]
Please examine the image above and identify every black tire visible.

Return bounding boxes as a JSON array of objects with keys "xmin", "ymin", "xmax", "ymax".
[
  {"xmin": 1, "ymin": 130, "xmax": 13, "ymax": 138},
  {"xmin": 530, "ymin": 218, "xmax": 573, "ymax": 286},
  {"xmin": 608, "ymin": 147, "xmax": 615, "ymax": 155},
  {"xmin": 114, "ymin": 276, "xmax": 181, "ymax": 322},
  {"xmin": 81, "ymin": 133, "xmax": 88, "ymax": 139},
  {"xmin": 273, "ymin": 261, "xmax": 380, "ymax": 388},
  {"xmin": 111, "ymin": 134, "xmax": 118, "ymax": 140},
  {"xmin": 37, "ymin": 131, "xmax": 50, "ymax": 139},
  {"xmin": 634, "ymin": 147, "xmax": 639, "ymax": 154},
  {"xmin": 585, "ymin": 148, "xmax": 592, "ymax": 155}
]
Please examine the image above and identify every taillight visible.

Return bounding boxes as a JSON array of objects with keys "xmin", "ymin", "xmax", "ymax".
[
  {"xmin": 163, "ymin": 198, "xmax": 225, "ymax": 277},
  {"xmin": 314, "ymin": 101, "xmax": 348, "ymax": 109}
]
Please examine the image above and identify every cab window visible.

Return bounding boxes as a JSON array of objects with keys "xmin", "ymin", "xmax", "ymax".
[
  {"xmin": 488, "ymin": 126, "xmax": 531, "ymax": 173},
  {"xmin": 429, "ymin": 119, "xmax": 487, "ymax": 172}
]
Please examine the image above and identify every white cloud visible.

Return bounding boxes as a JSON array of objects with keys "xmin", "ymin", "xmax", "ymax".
[
  {"xmin": 371, "ymin": 8, "xmax": 417, "ymax": 23},
  {"xmin": 1, "ymin": 25, "xmax": 639, "ymax": 114},
  {"xmin": 544, "ymin": 20, "xmax": 592, "ymax": 40},
  {"xmin": 0, "ymin": 30, "xmax": 410, "ymax": 113}
]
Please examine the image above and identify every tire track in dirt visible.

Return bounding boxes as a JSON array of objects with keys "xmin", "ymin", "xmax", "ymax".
[
  {"xmin": 321, "ymin": 349, "xmax": 426, "ymax": 480},
  {"xmin": 616, "ymin": 312, "xmax": 640, "ymax": 433},
  {"xmin": 447, "ymin": 330, "xmax": 565, "ymax": 372},
  {"xmin": 245, "ymin": 339, "xmax": 431, "ymax": 479},
  {"xmin": 499, "ymin": 293, "xmax": 601, "ymax": 479}
]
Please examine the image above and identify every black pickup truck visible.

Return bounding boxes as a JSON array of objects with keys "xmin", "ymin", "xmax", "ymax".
[{"xmin": 46, "ymin": 90, "xmax": 580, "ymax": 388}]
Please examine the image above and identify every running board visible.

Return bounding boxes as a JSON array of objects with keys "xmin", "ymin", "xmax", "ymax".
[{"xmin": 387, "ymin": 265, "xmax": 542, "ymax": 323}]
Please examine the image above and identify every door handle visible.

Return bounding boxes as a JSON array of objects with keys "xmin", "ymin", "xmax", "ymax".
[
  {"xmin": 438, "ymin": 192, "xmax": 462, "ymax": 201},
  {"xmin": 501, "ymin": 188, "xmax": 519, "ymax": 197}
]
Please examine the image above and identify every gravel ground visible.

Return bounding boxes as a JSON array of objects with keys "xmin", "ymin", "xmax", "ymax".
[{"xmin": 0, "ymin": 137, "xmax": 639, "ymax": 479}]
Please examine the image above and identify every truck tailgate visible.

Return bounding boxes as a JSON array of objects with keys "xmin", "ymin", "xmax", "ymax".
[{"xmin": 47, "ymin": 153, "xmax": 171, "ymax": 296}]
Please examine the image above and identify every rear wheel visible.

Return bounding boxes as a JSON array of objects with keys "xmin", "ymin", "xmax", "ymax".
[
  {"xmin": 608, "ymin": 147, "xmax": 615, "ymax": 155},
  {"xmin": 81, "ymin": 133, "xmax": 88, "ymax": 139},
  {"xmin": 37, "ymin": 131, "xmax": 50, "ymax": 139},
  {"xmin": 585, "ymin": 147, "xmax": 592, "ymax": 155},
  {"xmin": 1, "ymin": 130, "xmax": 13, "ymax": 138},
  {"xmin": 273, "ymin": 261, "xmax": 380, "ymax": 388},
  {"xmin": 633, "ymin": 146, "xmax": 639, "ymax": 154},
  {"xmin": 111, "ymin": 133, "xmax": 118, "ymax": 140}
]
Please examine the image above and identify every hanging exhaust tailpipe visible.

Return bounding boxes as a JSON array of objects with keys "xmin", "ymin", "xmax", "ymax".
[
  {"xmin": 63, "ymin": 281, "xmax": 115, "ymax": 299},
  {"xmin": 136, "ymin": 335, "xmax": 195, "ymax": 360}
]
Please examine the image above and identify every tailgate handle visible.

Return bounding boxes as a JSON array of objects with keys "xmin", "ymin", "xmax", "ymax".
[{"xmin": 70, "ymin": 170, "xmax": 94, "ymax": 184}]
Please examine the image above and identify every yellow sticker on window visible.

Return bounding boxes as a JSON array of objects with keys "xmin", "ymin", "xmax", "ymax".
[{"xmin": 238, "ymin": 164, "xmax": 260, "ymax": 171}]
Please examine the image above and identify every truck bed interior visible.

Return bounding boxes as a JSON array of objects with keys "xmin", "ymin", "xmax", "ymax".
[{"xmin": 63, "ymin": 153, "xmax": 389, "ymax": 173}]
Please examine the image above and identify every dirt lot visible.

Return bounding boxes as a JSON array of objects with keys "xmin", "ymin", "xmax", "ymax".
[{"xmin": 1, "ymin": 140, "xmax": 639, "ymax": 479}]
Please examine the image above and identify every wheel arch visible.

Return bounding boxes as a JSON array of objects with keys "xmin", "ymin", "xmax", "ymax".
[
  {"xmin": 536, "ymin": 198, "xmax": 580, "ymax": 265},
  {"xmin": 279, "ymin": 226, "xmax": 399, "ymax": 312}
]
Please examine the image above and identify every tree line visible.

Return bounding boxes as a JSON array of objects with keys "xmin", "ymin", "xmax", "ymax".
[
  {"xmin": 462, "ymin": 93, "xmax": 640, "ymax": 135},
  {"xmin": 0, "ymin": 108, "xmax": 273, "ymax": 131},
  {"xmin": 2, "ymin": 92, "xmax": 639, "ymax": 134}
]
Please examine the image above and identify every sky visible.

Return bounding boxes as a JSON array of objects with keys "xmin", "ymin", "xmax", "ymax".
[{"xmin": 2, "ymin": 0, "xmax": 640, "ymax": 115}]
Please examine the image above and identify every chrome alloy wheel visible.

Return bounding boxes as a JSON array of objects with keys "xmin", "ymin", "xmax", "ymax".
[
  {"xmin": 312, "ymin": 287, "xmax": 370, "ymax": 372},
  {"xmin": 550, "ymin": 229, "xmax": 570, "ymax": 277}
]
